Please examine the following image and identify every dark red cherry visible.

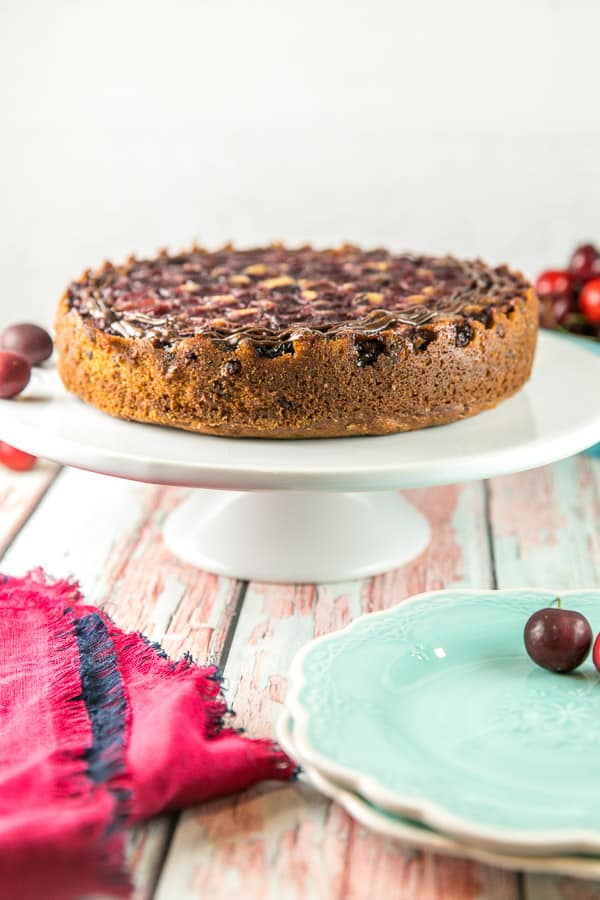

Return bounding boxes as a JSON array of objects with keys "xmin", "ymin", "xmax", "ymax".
[
  {"xmin": 0, "ymin": 323, "xmax": 53, "ymax": 365},
  {"xmin": 569, "ymin": 243, "xmax": 600, "ymax": 281},
  {"xmin": 524, "ymin": 600, "xmax": 592, "ymax": 674},
  {"xmin": 0, "ymin": 352, "xmax": 31, "ymax": 398},
  {"xmin": 550, "ymin": 294, "xmax": 576, "ymax": 324}
]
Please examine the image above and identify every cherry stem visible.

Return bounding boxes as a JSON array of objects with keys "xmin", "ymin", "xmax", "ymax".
[{"xmin": 554, "ymin": 597, "xmax": 562, "ymax": 609}]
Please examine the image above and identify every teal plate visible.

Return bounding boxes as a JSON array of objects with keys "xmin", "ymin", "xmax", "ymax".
[{"xmin": 287, "ymin": 589, "xmax": 600, "ymax": 855}]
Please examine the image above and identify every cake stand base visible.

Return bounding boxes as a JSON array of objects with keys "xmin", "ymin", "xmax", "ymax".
[{"xmin": 163, "ymin": 490, "xmax": 431, "ymax": 583}]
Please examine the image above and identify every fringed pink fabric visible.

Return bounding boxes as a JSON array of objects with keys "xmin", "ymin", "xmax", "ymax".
[{"xmin": 0, "ymin": 571, "xmax": 296, "ymax": 899}]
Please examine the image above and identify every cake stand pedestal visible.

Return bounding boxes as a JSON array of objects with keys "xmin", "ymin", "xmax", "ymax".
[
  {"xmin": 163, "ymin": 489, "xmax": 430, "ymax": 582},
  {"xmin": 1, "ymin": 332, "xmax": 599, "ymax": 583}
]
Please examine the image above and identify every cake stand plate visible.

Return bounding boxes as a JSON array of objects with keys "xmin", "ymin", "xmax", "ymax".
[{"xmin": 1, "ymin": 331, "xmax": 599, "ymax": 581}]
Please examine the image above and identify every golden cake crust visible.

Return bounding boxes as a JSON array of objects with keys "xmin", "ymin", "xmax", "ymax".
[{"xmin": 55, "ymin": 246, "xmax": 538, "ymax": 439}]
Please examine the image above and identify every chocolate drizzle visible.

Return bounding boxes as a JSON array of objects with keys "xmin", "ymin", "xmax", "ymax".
[{"xmin": 67, "ymin": 245, "xmax": 530, "ymax": 349}]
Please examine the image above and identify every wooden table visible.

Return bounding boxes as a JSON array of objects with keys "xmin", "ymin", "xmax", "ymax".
[{"xmin": 2, "ymin": 453, "xmax": 599, "ymax": 900}]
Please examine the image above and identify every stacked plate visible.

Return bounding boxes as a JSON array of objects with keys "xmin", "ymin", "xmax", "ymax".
[{"xmin": 279, "ymin": 589, "xmax": 600, "ymax": 877}]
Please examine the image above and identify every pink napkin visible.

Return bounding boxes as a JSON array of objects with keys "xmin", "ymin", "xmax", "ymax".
[{"xmin": 0, "ymin": 570, "xmax": 295, "ymax": 899}]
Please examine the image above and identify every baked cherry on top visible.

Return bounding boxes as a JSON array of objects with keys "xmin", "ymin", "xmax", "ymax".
[{"xmin": 524, "ymin": 598, "xmax": 592, "ymax": 674}]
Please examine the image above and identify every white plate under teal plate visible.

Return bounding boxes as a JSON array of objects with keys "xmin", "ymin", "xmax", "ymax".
[
  {"xmin": 286, "ymin": 589, "xmax": 600, "ymax": 856},
  {"xmin": 276, "ymin": 712, "xmax": 600, "ymax": 879}
]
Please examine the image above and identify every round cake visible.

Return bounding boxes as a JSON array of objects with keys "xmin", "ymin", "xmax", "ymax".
[{"xmin": 55, "ymin": 244, "xmax": 538, "ymax": 439}]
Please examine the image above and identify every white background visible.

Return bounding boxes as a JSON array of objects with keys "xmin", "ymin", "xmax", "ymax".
[{"xmin": 2, "ymin": 0, "xmax": 600, "ymax": 329}]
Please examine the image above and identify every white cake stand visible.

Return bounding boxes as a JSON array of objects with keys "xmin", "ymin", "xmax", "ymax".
[{"xmin": 1, "ymin": 331, "xmax": 599, "ymax": 582}]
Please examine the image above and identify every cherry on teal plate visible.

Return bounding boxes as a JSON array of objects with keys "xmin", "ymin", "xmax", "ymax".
[{"xmin": 287, "ymin": 589, "xmax": 600, "ymax": 855}]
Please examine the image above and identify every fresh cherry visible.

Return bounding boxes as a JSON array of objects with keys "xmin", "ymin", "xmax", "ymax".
[
  {"xmin": 593, "ymin": 633, "xmax": 600, "ymax": 673},
  {"xmin": 535, "ymin": 269, "xmax": 574, "ymax": 298},
  {"xmin": 579, "ymin": 278, "xmax": 600, "ymax": 325},
  {"xmin": 549, "ymin": 294, "xmax": 576, "ymax": 325},
  {"xmin": 524, "ymin": 599, "xmax": 592, "ymax": 674},
  {"xmin": 569, "ymin": 243, "xmax": 600, "ymax": 281},
  {"xmin": 0, "ymin": 323, "xmax": 53, "ymax": 365},
  {"xmin": 0, "ymin": 442, "xmax": 37, "ymax": 471},
  {"xmin": 0, "ymin": 351, "xmax": 31, "ymax": 398}
]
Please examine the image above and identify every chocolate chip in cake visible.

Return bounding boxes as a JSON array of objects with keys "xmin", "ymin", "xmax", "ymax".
[
  {"xmin": 455, "ymin": 322, "xmax": 474, "ymax": 347},
  {"xmin": 354, "ymin": 338, "xmax": 385, "ymax": 366},
  {"xmin": 277, "ymin": 396, "xmax": 292, "ymax": 410},
  {"xmin": 212, "ymin": 378, "xmax": 231, "ymax": 400},
  {"xmin": 255, "ymin": 341, "xmax": 295, "ymax": 359},
  {"xmin": 413, "ymin": 328, "xmax": 436, "ymax": 352},
  {"xmin": 470, "ymin": 308, "xmax": 494, "ymax": 329},
  {"xmin": 223, "ymin": 359, "xmax": 242, "ymax": 376}
]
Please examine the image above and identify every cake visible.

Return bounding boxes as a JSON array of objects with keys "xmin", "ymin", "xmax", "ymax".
[{"xmin": 55, "ymin": 244, "xmax": 538, "ymax": 439}]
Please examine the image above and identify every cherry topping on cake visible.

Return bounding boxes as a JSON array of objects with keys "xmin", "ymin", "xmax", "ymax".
[
  {"xmin": 66, "ymin": 248, "xmax": 529, "ymax": 349},
  {"xmin": 0, "ymin": 351, "xmax": 31, "ymax": 398}
]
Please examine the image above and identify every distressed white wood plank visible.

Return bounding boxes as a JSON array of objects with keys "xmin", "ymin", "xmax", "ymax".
[
  {"xmin": 1, "ymin": 467, "xmax": 242, "ymax": 657},
  {"xmin": 488, "ymin": 456, "xmax": 600, "ymax": 589},
  {"xmin": 126, "ymin": 818, "xmax": 174, "ymax": 900},
  {"xmin": 157, "ymin": 782, "xmax": 517, "ymax": 900},
  {"xmin": 157, "ymin": 482, "xmax": 520, "ymax": 900},
  {"xmin": 0, "ymin": 459, "xmax": 58, "ymax": 557}
]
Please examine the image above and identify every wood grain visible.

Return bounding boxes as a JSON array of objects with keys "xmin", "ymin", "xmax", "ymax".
[
  {"xmin": 0, "ymin": 459, "xmax": 58, "ymax": 557},
  {"xmin": 155, "ymin": 482, "xmax": 521, "ymax": 900},
  {"xmin": 488, "ymin": 457, "xmax": 600, "ymax": 589}
]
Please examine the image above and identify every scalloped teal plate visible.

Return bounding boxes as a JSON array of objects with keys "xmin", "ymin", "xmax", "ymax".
[{"xmin": 287, "ymin": 589, "xmax": 600, "ymax": 855}]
